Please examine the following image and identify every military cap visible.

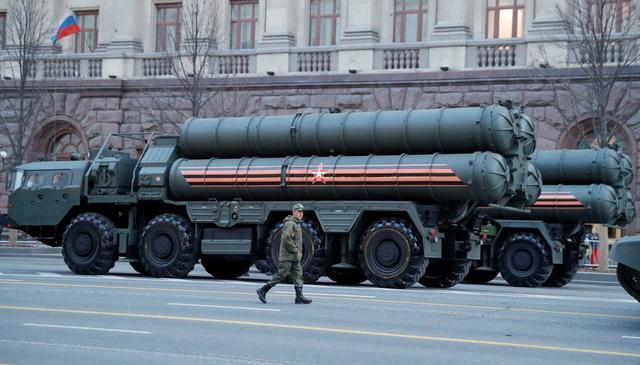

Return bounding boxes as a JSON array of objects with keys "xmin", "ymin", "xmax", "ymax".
[{"xmin": 292, "ymin": 203, "xmax": 304, "ymax": 211}]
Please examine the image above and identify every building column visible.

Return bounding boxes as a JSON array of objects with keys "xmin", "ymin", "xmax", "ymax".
[
  {"xmin": 529, "ymin": 0, "xmax": 565, "ymax": 35},
  {"xmin": 98, "ymin": 0, "xmax": 145, "ymax": 79},
  {"xmin": 257, "ymin": 0, "xmax": 297, "ymax": 74},
  {"xmin": 527, "ymin": 0, "xmax": 567, "ymax": 67},
  {"xmin": 429, "ymin": 0, "xmax": 472, "ymax": 71},
  {"xmin": 338, "ymin": 0, "xmax": 380, "ymax": 72}
]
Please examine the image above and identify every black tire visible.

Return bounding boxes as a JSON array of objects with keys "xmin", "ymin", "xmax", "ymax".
[
  {"xmin": 265, "ymin": 221, "xmax": 326, "ymax": 283},
  {"xmin": 326, "ymin": 267, "xmax": 367, "ymax": 285},
  {"xmin": 138, "ymin": 213, "xmax": 199, "ymax": 278},
  {"xmin": 62, "ymin": 213, "xmax": 118, "ymax": 275},
  {"xmin": 499, "ymin": 233, "xmax": 552, "ymax": 287},
  {"xmin": 617, "ymin": 264, "xmax": 640, "ymax": 303},
  {"xmin": 359, "ymin": 218, "xmax": 427, "ymax": 289},
  {"xmin": 254, "ymin": 259, "xmax": 275, "ymax": 275},
  {"xmin": 129, "ymin": 261, "xmax": 150, "ymax": 275},
  {"xmin": 463, "ymin": 267, "xmax": 500, "ymax": 284},
  {"xmin": 201, "ymin": 257, "xmax": 253, "ymax": 279},
  {"xmin": 543, "ymin": 261, "xmax": 579, "ymax": 287},
  {"xmin": 419, "ymin": 259, "xmax": 471, "ymax": 288}
]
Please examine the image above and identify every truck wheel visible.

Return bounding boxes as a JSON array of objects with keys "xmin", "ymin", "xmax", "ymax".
[
  {"xmin": 138, "ymin": 214, "xmax": 198, "ymax": 278},
  {"xmin": 129, "ymin": 261, "xmax": 149, "ymax": 275},
  {"xmin": 463, "ymin": 267, "xmax": 500, "ymax": 284},
  {"xmin": 419, "ymin": 259, "xmax": 471, "ymax": 288},
  {"xmin": 499, "ymin": 233, "xmax": 552, "ymax": 287},
  {"xmin": 201, "ymin": 257, "xmax": 252, "ymax": 279},
  {"xmin": 254, "ymin": 259, "xmax": 275, "ymax": 275},
  {"xmin": 617, "ymin": 264, "xmax": 640, "ymax": 302},
  {"xmin": 543, "ymin": 261, "xmax": 579, "ymax": 287},
  {"xmin": 62, "ymin": 213, "xmax": 118, "ymax": 275},
  {"xmin": 265, "ymin": 221, "xmax": 326, "ymax": 283},
  {"xmin": 359, "ymin": 219, "xmax": 427, "ymax": 288},
  {"xmin": 326, "ymin": 267, "xmax": 367, "ymax": 285}
]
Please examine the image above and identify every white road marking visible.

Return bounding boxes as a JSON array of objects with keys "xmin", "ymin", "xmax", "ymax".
[
  {"xmin": 35, "ymin": 272, "xmax": 63, "ymax": 277},
  {"xmin": 437, "ymin": 290, "xmax": 637, "ymax": 304},
  {"xmin": 622, "ymin": 336, "xmax": 640, "ymax": 340},
  {"xmin": 218, "ymin": 280, "xmax": 261, "ymax": 286},
  {"xmin": 0, "ymin": 279, "xmax": 23, "ymax": 282},
  {"xmin": 0, "ymin": 338, "xmax": 302, "ymax": 364},
  {"xmin": 570, "ymin": 279, "xmax": 619, "ymax": 285},
  {"xmin": 97, "ymin": 275, "xmax": 125, "ymax": 280},
  {"xmin": 167, "ymin": 302, "xmax": 281, "ymax": 312},
  {"xmin": 22, "ymin": 323, "xmax": 152, "ymax": 334},
  {"xmin": 273, "ymin": 291, "xmax": 375, "ymax": 299}
]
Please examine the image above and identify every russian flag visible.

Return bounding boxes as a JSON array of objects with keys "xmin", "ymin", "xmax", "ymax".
[{"xmin": 51, "ymin": 11, "xmax": 81, "ymax": 46}]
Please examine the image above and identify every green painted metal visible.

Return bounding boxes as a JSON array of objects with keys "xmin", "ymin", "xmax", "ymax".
[
  {"xmin": 179, "ymin": 105, "xmax": 524, "ymax": 158},
  {"xmin": 168, "ymin": 152, "xmax": 512, "ymax": 204},
  {"xmin": 610, "ymin": 236, "xmax": 640, "ymax": 270},
  {"xmin": 532, "ymin": 148, "xmax": 626, "ymax": 188},
  {"xmin": 8, "ymin": 162, "xmax": 88, "ymax": 226},
  {"xmin": 516, "ymin": 112, "xmax": 536, "ymax": 156},
  {"xmin": 493, "ymin": 219, "xmax": 563, "ymax": 264},
  {"xmin": 481, "ymin": 184, "xmax": 621, "ymax": 225},
  {"xmin": 618, "ymin": 189, "xmax": 637, "ymax": 226},
  {"xmin": 619, "ymin": 151, "xmax": 635, "ymax": 188}
]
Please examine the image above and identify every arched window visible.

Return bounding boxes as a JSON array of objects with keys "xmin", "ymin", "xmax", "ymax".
[
  {"xmin": 30, "ymin": 117, "xmax": 88, "ymax": 162},
  {"xmin": 48, "ymin": 129, "xmax": 86, "ymax": 160},
  {"xmin": 560, "ymin": 118, "xmax": 633, "ymax": 154}
]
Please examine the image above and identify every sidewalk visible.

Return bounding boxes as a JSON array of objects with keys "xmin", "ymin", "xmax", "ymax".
[{"xmin": 0, "ymin": 242, "xmax": 61, "ymax": 255}]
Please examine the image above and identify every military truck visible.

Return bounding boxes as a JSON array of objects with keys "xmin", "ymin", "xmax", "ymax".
[
  {"xmin": 609, "ymin": 235, "xmax": 640, "ymax": 302},
  {"xmin": 0, "ymin": 104, "xmax": 538, "ymax": 289},
  {"xmin": 464, "ymin": 148, "xmax": 636, "ymax": 287}
]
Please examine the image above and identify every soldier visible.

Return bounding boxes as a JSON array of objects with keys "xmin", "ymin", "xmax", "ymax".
[{"xmin": 256, "ymin": 204, "xmax": 312, "ymax": 304}]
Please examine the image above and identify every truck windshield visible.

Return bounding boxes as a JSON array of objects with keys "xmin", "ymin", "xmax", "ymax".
[{"xmin": 9, "ymin": 169, "xmax": 24, "ymax": 192}]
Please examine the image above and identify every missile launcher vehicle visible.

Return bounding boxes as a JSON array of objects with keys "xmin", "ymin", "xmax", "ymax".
[
  {"xmin": 0, "ymin": 104, "xmax": 537, "ymax": 289},
  {"xmin": 609, "ymin": 235, "xmax": 640, "ymax": 302},
  {"xmin": 464, "ymin": 148, "xmax": 636, "ymax": 288}
]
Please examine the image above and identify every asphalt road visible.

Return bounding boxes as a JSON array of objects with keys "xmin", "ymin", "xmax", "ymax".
[{"xmin": 0, "ymin": 254, "xmax": 638, "ymax": 365}]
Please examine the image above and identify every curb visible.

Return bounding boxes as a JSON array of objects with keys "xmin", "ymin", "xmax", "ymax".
[
  {"xmin": 0, "ymin": 245, "xmax": 61, "ymax": 255},
  {"xmin": 574, "ymin": 271, "xmax": 617, "ymax": 283}
]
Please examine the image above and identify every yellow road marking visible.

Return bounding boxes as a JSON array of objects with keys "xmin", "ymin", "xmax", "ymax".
[
  {"xmin": 1, "ymin": 280, "xmax": 638, "ymax": 321},
  {"xmin": 0, "ymin": 305, "xmax": 638, "ymax": 359}
]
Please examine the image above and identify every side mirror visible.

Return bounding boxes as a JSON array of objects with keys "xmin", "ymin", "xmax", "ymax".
[{"xmin": 5, "ymin": 171, "xmax": 12, "ymax": 191}]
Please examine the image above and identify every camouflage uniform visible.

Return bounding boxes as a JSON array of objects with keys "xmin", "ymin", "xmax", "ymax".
[
  {"xmin": 257, "ymin": 204, "xmax": 312, "ymax": 304},
  {"xmin": 268, "ymin": 216, "xmax": 304, "ymax": 287}
]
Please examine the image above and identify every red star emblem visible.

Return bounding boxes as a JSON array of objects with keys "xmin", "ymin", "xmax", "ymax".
[{"xmin": 311, "ymin": 162, "xmax": 327, "ymax": 184}]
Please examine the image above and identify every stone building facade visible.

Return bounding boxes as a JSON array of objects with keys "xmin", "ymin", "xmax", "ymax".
[{"xmin": 0, "ymin": 0, "xmax": 638, "ymax": 234}]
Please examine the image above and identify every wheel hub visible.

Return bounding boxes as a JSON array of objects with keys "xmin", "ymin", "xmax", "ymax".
[
  {"xmin": 512, "ymin": 249, "xmax": 533, "ymax": 272},
  {"xmin": 152, "ymin": 234, "xmax": 173, "ymax": 259},
  {"xmin": 376, "ymin": 240, "xmax": 401, "ymax": 268},
  {"xmin": 74, "ymin": 233, "xmax": 94, "ymax": 257}
]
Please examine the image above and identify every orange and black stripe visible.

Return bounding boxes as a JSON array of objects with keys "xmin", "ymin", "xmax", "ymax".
[
  {"xmin": 531, "ymin": 192, "xmax": 584, "ymax": 209},
  {"xmin": 179, "ymin": 163, "xmax": 464, "ymax": 187}
]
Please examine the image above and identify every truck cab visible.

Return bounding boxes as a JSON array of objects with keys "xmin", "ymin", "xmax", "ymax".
[{"xmin": 4, "ymin": 160, "xmax": 89, "ymax": 246}]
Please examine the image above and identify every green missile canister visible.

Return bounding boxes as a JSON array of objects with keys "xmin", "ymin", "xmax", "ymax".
[
  {"xmin": 168, "ymin": 152, "xmax": 511, "ymax": 204},
  {"xmin": 178, "ymin": 105, "xmax": 523, "ymax": 158},
  {"xmin": 525, "ymin": 162, "xmax": 543, "ymax": 205},
  {"xmin": 532, "ymin": 149, "xmax": 625, "ymax": 187},
  {"xmin": 516, "ymin": 112, "xmax": 536, "ymax": 156},
  {"xmin": 618, "ymin": 189, "xmax": 637, "ymax": 226},
  {"xmin": 480, "ymin": 184, "xmax": 620, "ymax": 225},
  {"xmin": 619, "ymin": 152, "xmax": 634, "ymax": 188}
]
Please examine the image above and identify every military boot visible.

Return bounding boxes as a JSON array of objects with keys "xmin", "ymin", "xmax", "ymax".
[
  {"xmin": 257, "ymin": 283, "xmax": 273, "ymax": 303},
  {"xmin": 294, "ymin": 286, "xmax": 312, "ymax": 304}
]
